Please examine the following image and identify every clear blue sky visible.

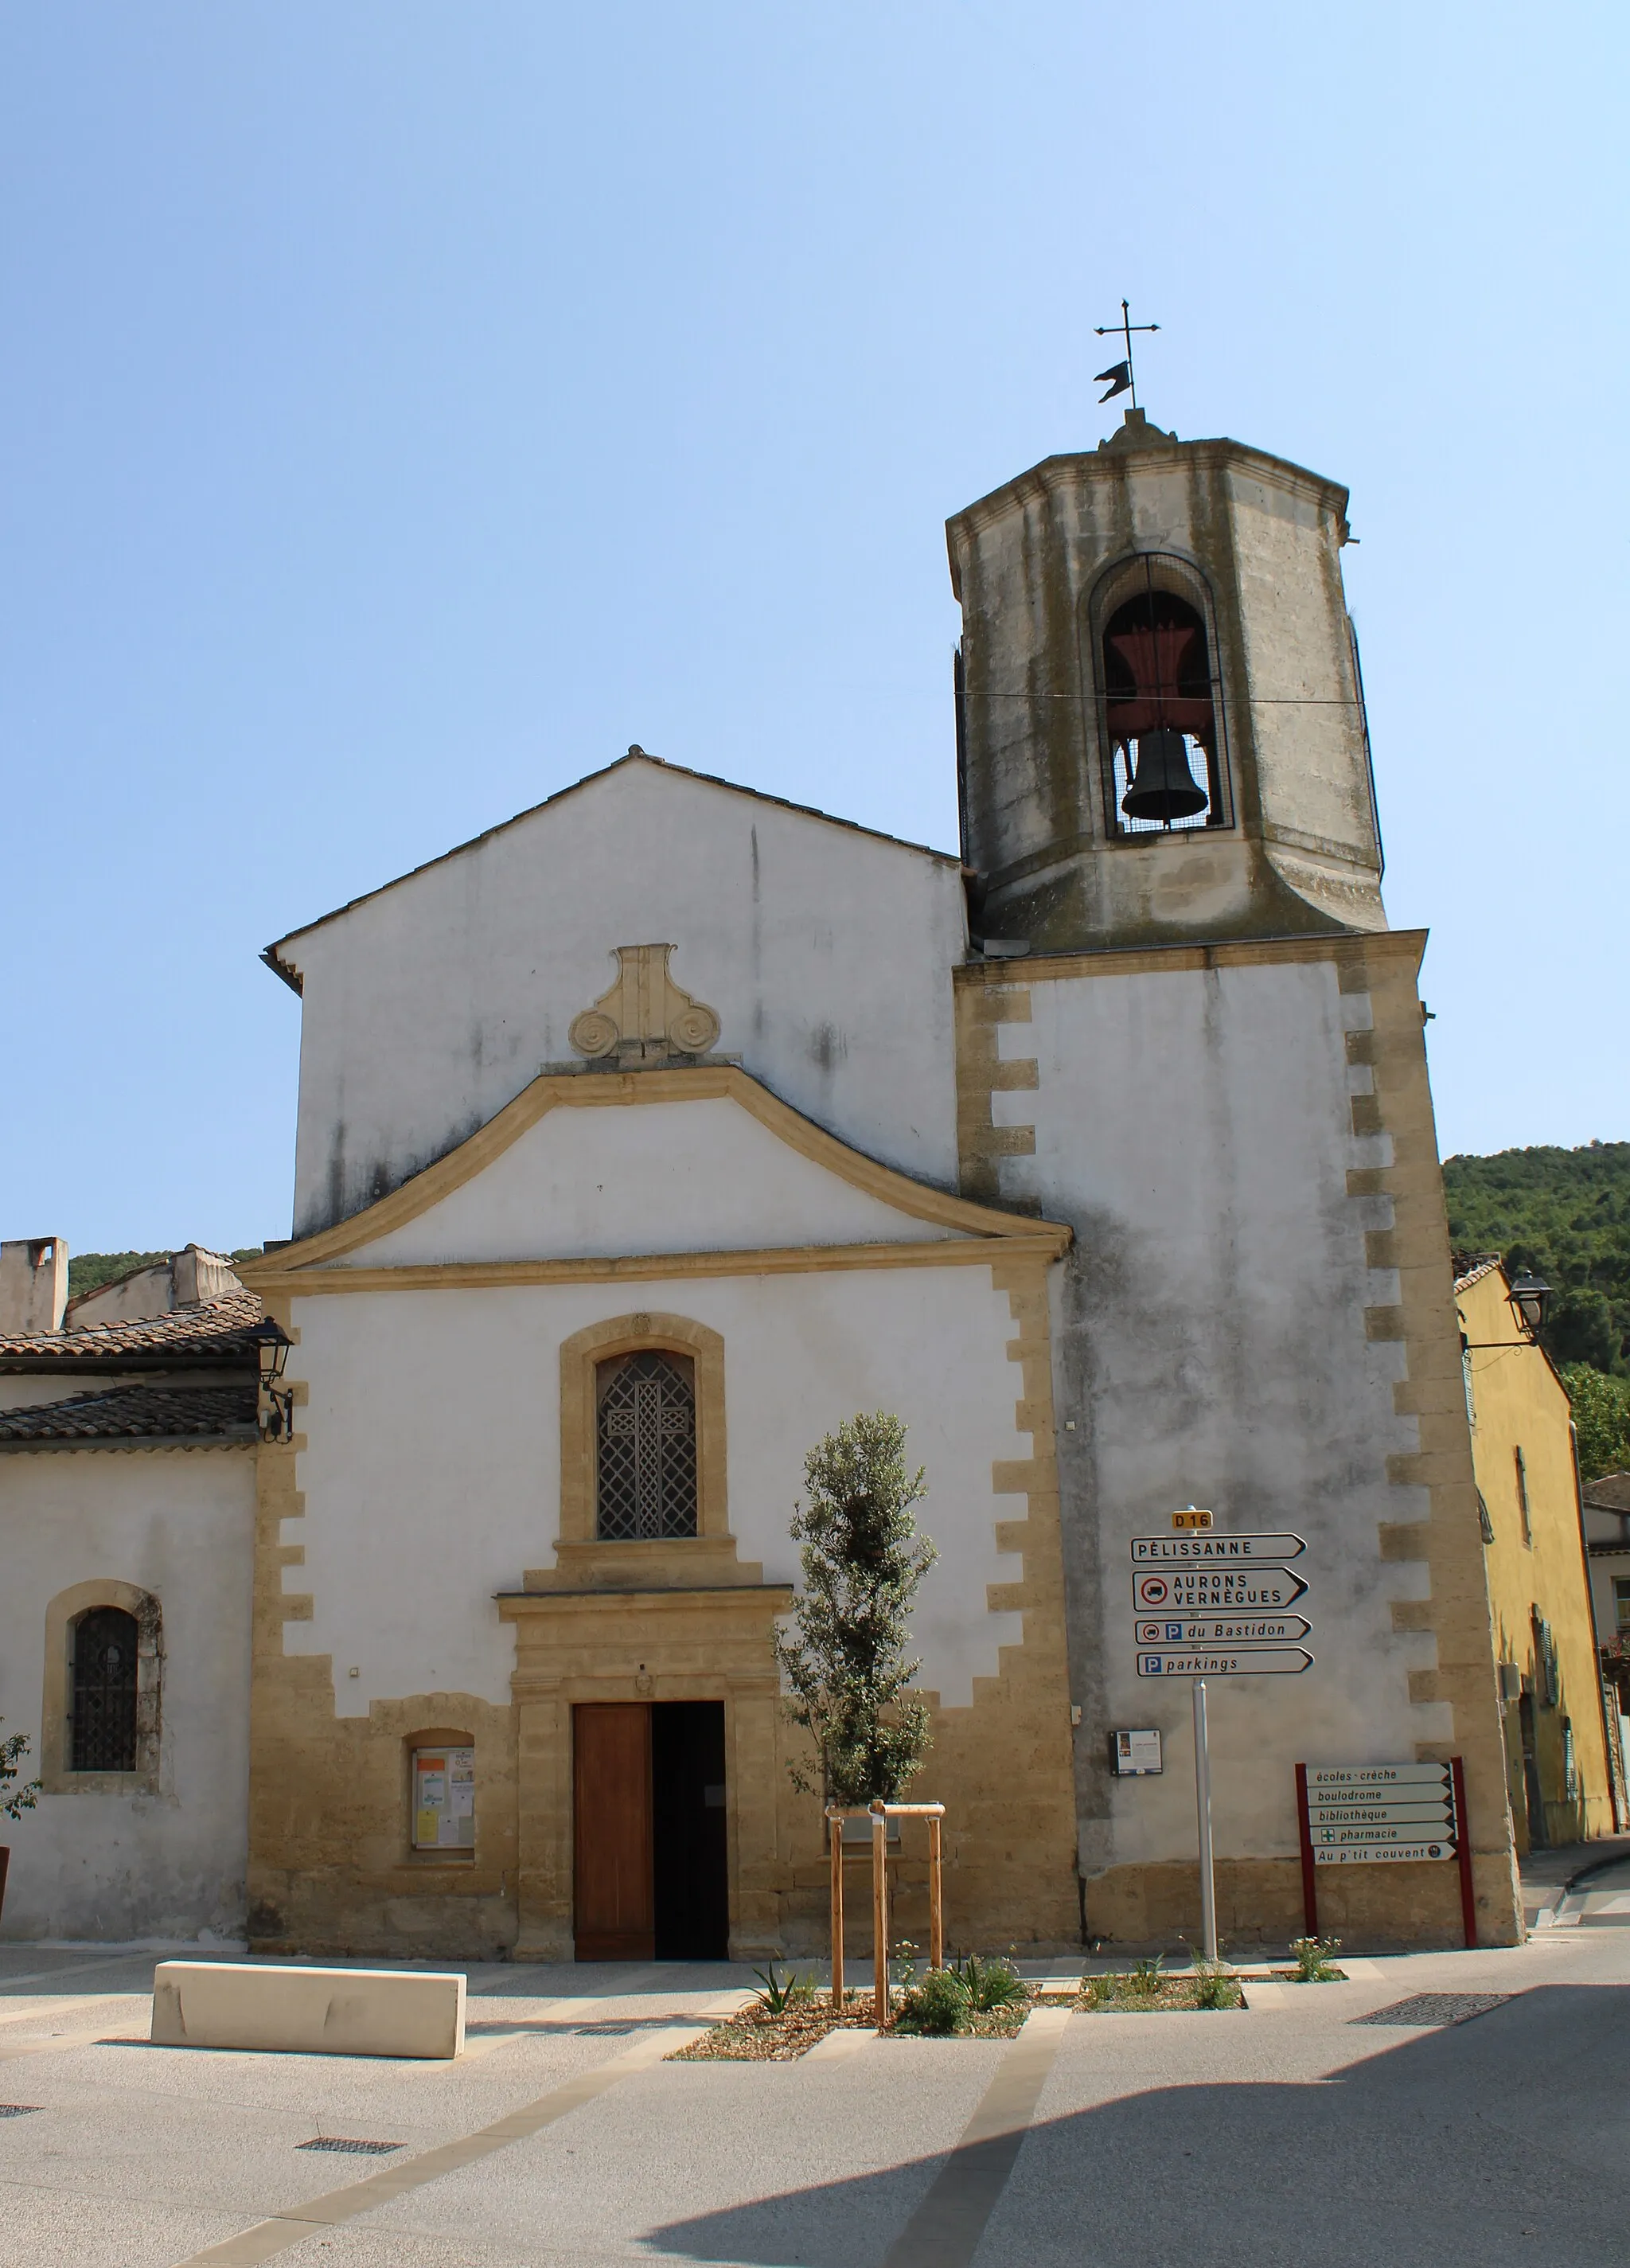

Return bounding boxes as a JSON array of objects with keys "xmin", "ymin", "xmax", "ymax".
[{"xmin": 4, "ymin": 3, "xmax": 1624, "ymax": 1254}]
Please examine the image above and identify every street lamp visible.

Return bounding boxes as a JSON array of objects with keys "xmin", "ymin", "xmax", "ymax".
[
  {"xmin": 249, "ymin": 1316, "xmax": 294, "ymax": 1441},
  {"xmin": 1461, "ymin": 1273, "xmax": 1552, "ymax": 1353},
  {"xmin": 1507, "ymin": 1275, "xmax": 1552, "ymax": 1337}
]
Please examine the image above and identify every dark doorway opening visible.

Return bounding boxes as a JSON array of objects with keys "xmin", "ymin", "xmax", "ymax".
[
  {"xmin": 653, "ymin": 1701, "xmax": 728, "ymax": 1960},
  {"xmin": 1519, "ymin": 1692, "xmax": 1547, "ymax": 1851},
  {"xmin": 572, "ymin": 1700, "xmax": 728, "ymax": 1961}
]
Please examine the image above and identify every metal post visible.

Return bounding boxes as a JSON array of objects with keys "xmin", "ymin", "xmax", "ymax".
[
  {"xmin": 1193, "ymin": 1677, "xmax": 1218, "ymax": 1962},
  {"xmin": 928, "ymin": 1813, "xmax": 944, "ymax": 1972},
  {"xmin": 829, "ymin": 1809, "xmax": 845, "ymax": 2008},
  {"xmin": 1294, "ymin": 1762, "xmax": 1319, "ymax": 1938},
  {"xmin": 872, "ymin": 1806, "xmax": 890, "ymax": 2020}
]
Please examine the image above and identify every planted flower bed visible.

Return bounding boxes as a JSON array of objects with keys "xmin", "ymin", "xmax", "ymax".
[
  {"xmin": 670, "ymin": 1954, "xmax": 1035, "ymax": 2061},
  {"xmin": 1074, "ymin": 1958, "xmax": 1243, "ymax": 2013}
]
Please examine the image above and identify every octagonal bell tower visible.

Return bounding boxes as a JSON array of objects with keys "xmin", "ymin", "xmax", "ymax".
[{"xmin": 948, "ymin": 408, "xmax": 1386, "ymax": 953}]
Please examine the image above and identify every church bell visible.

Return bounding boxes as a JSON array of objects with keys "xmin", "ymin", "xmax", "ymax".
[{"xmin": 1120, "ymin": 728, "xmax": 1208, "ymax": 824}]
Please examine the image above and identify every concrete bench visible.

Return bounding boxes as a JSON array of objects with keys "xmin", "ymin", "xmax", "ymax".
[{"xmin": 150, "ymin": 1960, "xmax": 466, "ymax": 2059}]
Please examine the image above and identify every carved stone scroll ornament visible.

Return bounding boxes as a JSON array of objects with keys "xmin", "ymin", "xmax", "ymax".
[{"xmin": 568, "ymin": 944, "xmax": 723, "ymax": 1065}]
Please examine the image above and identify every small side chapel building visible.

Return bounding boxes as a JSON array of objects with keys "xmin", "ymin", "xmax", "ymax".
[{"xmin": 1, "ymin": 408, "xmax": 1525, "ymax": 1957}]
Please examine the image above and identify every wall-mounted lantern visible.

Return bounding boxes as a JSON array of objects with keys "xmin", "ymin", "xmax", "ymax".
[
  {"xmin": 249, "ymin": 1316, "xmax": 294, "ymax": 1441},
  {"xmin": 1507, "ymin": 1275, "xmax": 1552, "ymax": 1337}
]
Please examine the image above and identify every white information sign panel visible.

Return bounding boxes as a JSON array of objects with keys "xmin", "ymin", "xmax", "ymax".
[
  {"xmin": 1133, "ymin": 1568, "xmax": 1309, "ymax": 1612},
  {"xmin": 1137, "ymin": 1647, "xmax": 1312, "ymax": 1677},
  {"xmin": 1130, "ymin": 1533, "xmax": 1306, "ymax": 1564},
  {"xmin": 1136, "ymin": 1614, "xmax": 1311, "ymax": 1645},
  {"xmin": 1306, "ymin": 1764, "xmax": 1449, "ymax": 1793},
  {"xmin": 1311, "ymin": 1822, "xmax": 1455, "ymax": 1848},
  {"xmin": 1314, "ymin": 1841, "xmax": 1455, "ymax": 1864}
]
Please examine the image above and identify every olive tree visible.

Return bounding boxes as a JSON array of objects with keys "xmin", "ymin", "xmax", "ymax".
[{"xmin": 774, "ymin": 1411, "xmax": 938, "ymax": 1805}]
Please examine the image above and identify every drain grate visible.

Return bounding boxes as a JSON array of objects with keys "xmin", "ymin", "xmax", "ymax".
[
  {"xmin": 297, "ymin": 2137, "xmax": 404, "ymax": 2155},
  {"xmin": 0, "ymin": 2106, "xmax": 41, "ymax": 2118},
  {"xmin": 1351, "ymin": 1993, "xmax": 1512, "ymax": 2028}
]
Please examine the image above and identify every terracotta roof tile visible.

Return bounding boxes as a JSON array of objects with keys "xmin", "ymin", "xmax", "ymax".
[
  {"xmin": 0, "ymin": 1381, "xmax": 257, "ymax": 1446},
  {"xmin": 0, "ymin": 1290, "xmax": 262, "ymax": 1369}
]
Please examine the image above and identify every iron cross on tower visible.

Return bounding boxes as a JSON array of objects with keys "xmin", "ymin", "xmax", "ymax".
[{"xmin": 1094, "ymin": 299, "xmax": 1160, "ymax": 411}]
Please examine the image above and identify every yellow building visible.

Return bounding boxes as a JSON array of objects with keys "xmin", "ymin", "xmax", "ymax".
[{"xmin": 1457, "ymin": 1261, "xmax": 1618, "ymax": 1850}]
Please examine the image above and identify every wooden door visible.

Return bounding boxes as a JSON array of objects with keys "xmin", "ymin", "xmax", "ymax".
[{"xmin": 574, "ymin": 1703, "xmax": 654, "ymax": 1959}]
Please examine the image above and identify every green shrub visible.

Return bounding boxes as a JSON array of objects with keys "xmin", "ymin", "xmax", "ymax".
[
  {"xmin": 955, "ymin": 1953, "xmax": 1028, "ymax": 2012},
  {"xmin": 752, "ymin": 1962, "xmax": 816, "ymax": 2015},
  {"xmin": 1289, "ymin": 1934, "xmax": 1343, "ymax": 1981},
  {"xmin": 1191, "ymin": 1958, "xmax": 1241, "ymax": 2009},
  {"xmin": 892, "ymin": 1965, "xmax": 972, "ymax": 2036}
]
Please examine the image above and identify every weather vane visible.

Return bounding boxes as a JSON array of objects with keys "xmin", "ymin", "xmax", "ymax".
[{"xmin": 1094, "ymin": 299, "xmax": 1160, "ymax": 412}]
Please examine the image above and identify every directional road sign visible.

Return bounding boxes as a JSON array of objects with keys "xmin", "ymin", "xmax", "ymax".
[
  {"xmin": 1297, "ymin": 1761, "xmax": 1460, "ymax": 1870},
  {"xmin": 1307, "ymin": 1801, "xmax": 1453, "ymax": 1829},
  {"xmin": 1130, "ymin": 1532, "xmax": 1306, "ymax": 1564},
  {"xmin": 1305, "ymin": 1764, "xmax": 1449, "ymax": 1794},
  {"xmin": 1135, "ymin": 1614, "xmax": 1312, "ymax": 1645},
  {"xmin": 1311, "ymin": 1821, "xmax": 1456, "ymax": 1848},
  {"xmin": 1137, "ymin": 1646, "xmax": 1312, "ymax": 1677},
  {"xmin": 1314, "ymin": 1841, "xmax": 1455, "ymax": 1864},
  {"xmin": 1133, "ymin": 1568, "xmax": 1308, "ymax": 1613}
]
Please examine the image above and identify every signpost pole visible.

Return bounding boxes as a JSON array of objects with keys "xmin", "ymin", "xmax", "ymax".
[
  {"xmin": 828, "ymin": 1807, "xmax": 845, "ymax": 2008},
  {"xmin": 1192, "ymin": 1677, "xmax": 1219, "ymax": 1962},
  {"xmin": 1450, "ymin": 1755, "xmax": 1477, "ymax": 1950},
  {"xmin": 1294, "ymin": 1763, "xmax": 1319, "ymax": 1936}
]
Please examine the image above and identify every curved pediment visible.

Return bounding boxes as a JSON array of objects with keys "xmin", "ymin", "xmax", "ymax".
[{"xmin": 239, "ymin": 1065, "xmax": 1069, "ymax": 1286}]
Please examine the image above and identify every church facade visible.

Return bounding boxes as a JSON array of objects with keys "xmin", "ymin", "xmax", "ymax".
[{"xmin": 0, "ymin": 410, "xmax": 1524, "ymax": 1956}]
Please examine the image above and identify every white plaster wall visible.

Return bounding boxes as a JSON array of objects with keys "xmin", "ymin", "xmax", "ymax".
[
  {"xmin": 337, "ymin": 1098, "xmax": 966, "ymax": 1270},
  {"xmin": 284, "ymin": 1265, "xmax": 1028, "ymax": 1716},
  {"xmin": 279, "ymin": 760, "xmax": 967, "ymax": 1238},
  {"xmin": 1001, "ymin": 956, "xmax": 1436, "ymax": 1870},
  {"xmin": 0, "ymin": 1449, "xmax": 254, "ymax": 1942}
]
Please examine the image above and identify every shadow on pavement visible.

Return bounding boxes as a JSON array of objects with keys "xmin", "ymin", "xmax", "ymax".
[{"xmin": 643, "ymin": 1985, "xmax": 1630, "ymax": 2268}]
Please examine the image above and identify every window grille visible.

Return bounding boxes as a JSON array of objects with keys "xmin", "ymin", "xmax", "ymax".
[
  {"xmin": 1531, "ymin": 1608, "xmax": 1560, "ymax": 1710},
  {"xmin": 1515, "ymin": 1446, "xmax": 1533, "ymax": 1548},
  {"xmin": 71, "ymin": 1606, "xmax": 138, "ymax": 1772},
  {"xmin": 596, "ymin": 1351, "xmax": 698, "ymax": 1540}
]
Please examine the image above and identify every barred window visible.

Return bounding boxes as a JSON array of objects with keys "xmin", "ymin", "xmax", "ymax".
[
  {"xmin": 71, "ymin": 1606, "xmax": 138, "ymax": 1772},
  {"xmin": 596, "ymin": 1351, "xmax": 698, "ymax": 1540}
]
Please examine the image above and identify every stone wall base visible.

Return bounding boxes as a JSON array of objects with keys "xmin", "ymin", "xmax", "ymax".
[{"xmin": 1084, "ymin": 1852, "xmax": 1523, "ymax": 1953}]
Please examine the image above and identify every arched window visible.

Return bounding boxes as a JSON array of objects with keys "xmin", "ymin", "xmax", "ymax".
[
  {"xmin": 1099, "ymin": 566, "xmax": 1226, "ymax": 836},
  {"xmin": 71, "ymin": 1606, "xmax": 139, "ymax": 1773},
  {"xmin": 596, "ymin": 1350, "xmax": 698, "ymax": 1540}
]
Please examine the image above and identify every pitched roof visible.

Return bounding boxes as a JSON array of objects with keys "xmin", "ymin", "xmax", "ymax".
[
  {"xmin": 0, "ymin": 1290, "xmax": 262, "ymax": 1372},
  {"xmin": 1453, "ymin": 1256, "xmax": 1505, "ymax": 1293},
  {"xmin": 263, "ymin": 749, "xmax": 961, "ymax": 988},
  {"xmin": 0, "ymin": 1380, "xmax": 257, "ymax": 1448},
  {"xmin": 1584, "ymin": 1472, "xmax": 1630, "ymax": 1514}
]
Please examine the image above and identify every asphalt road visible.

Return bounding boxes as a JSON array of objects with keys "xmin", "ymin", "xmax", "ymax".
[{"xmin": 0, "ymin": 1920, "xmax": 1625, "ymax": 2267}]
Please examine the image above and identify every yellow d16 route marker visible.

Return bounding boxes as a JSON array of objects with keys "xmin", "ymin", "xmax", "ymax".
[{"xmin": 1171, "ymin": 1508, "xmax": 1213, "ymax": 1529}]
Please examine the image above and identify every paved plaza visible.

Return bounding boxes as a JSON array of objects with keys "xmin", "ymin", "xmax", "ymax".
[{"xmin": 3, "ymin": 1872, "xmax": 1629, "ymax": 2268}]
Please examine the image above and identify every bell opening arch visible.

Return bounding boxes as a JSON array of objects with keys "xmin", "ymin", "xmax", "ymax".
[{"xmin": 1084, "ymin": 551, "xmax": 1234, "ymax": 841}]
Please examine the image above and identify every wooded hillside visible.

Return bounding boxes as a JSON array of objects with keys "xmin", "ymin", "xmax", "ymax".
[
  {"xmin": 1443, "ymin": 1141, "xmax": 1630, "ymax": 1478},
  {"xmin": 1442, "ymin": 1142, "xmax": 1630, "ymax": 1376}
]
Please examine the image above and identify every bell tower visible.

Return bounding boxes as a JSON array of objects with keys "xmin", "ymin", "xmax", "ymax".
[{"xmin": 948, "ymin": 409, "xmax": 1385, "ymax": 953}]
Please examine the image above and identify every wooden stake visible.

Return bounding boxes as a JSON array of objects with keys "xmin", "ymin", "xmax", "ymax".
[
  {"xmin": 872, "ymin": 1806, "xmax": 888, "ymax": 2022},
  {"xmin": 832, "ymin": 1823, "xmax": 847, "ymax": 2008},
  {"xmin": 928, "ymin": 1812, "xmax": 943, "ymax": 1970}
]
